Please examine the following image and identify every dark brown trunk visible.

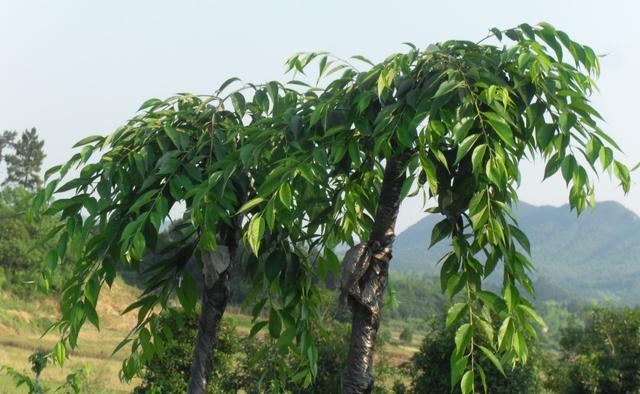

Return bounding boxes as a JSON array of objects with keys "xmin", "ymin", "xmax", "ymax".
[
  {"xmin": 187, "ymin": 271, "xmax": 229, "ymax": 394},
  {"xmin": 342, "ymin": 151, "xmax": 411, "ymax": 394},
  {"xmin": 187, "ymin": 220, "xmax": 240, "ymax": 394}
]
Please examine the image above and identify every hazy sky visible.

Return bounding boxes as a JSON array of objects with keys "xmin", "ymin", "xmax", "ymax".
[{"xmin": 1, "ymin": 0, "xmax": 638, "ymax": 232}]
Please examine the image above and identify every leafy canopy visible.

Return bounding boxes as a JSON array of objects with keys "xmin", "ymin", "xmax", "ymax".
[{"xmin": 32, "ymin": 22, "xmax": 631, "ymax": 393}]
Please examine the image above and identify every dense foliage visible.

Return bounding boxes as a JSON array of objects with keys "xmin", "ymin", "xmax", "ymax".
[
  {"xmin": 133, "ymin": 310, "xmax": 240, "ymax": 394},
  {"xmin": 30, "ymin": 23, "xmax": 631, "ymax": 393},
  {"xmin": 134, "ymin": 311, "xmax": 361, "ymax": 394},
  {"xmin": 396, "ymin": 315, "xmax": 540, "ymax": 393},
  {"xmin": 0, "ymin": 187, "xmax": 69, "ymax": 295},
  {"xmin": 543, "ymin": 306, "xmax": 640, "ymax": 393}
]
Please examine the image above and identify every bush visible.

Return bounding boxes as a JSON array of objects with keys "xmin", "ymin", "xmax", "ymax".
[
  {"xmin": 399, "ymin": 327, "xmax": 413, "ymax": 343},
  {"xmin": 543, "ymin": 306, "xmax": 640, "ymax": 393},
  {"xmin": 133, "ymin": 310, "xmax": 240, "ymax": 394},
  {"xmin": 0, "ymin": 187, "xmax": 70, "ymax": 296},
  {"xmin": 134, "ymin": 310, "xmax": 355, "ymax": 393},
  {"xmin": 396, "ymin": 315, "xmax": 540, "ymax": 394}
]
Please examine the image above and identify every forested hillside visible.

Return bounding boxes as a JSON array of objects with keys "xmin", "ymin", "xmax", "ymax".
[{"xmin": 393, "ymin": 201, "xmax": 640, "ymax": 304}]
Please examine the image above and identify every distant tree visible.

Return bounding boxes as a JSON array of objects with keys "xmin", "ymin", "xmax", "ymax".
[
  {"xmin": 0, "ymin": 187, "xmax": 67, "ymax": 295},
  {"xmin": 0, "ymin": 130, "xmax": 17, "ymax": 164},
  {"xmin": 3, "ymin": 128, "xmax": 45, "ymax": 191},
  {"xmin": 399, "ymin": 327, "xmax": 414, "ymax": 343},
  {"xmin": 544, "ymin": 306, "xmax": 640, "ymax": 393}
]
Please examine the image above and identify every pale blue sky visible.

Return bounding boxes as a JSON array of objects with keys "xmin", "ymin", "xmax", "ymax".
[{"xmin": 1, "ymin": 0, "xmax": 638, "ymax": 231}]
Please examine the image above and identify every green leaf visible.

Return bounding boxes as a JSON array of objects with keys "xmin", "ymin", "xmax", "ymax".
[
  {"xmin": 450, "ymin": 351, "xmax": 467, "ymax": 389},
  {"xmin": 455, "ymin": 134, "xmax": 480, "ymax": 164},
  {"xmin": 138, "ymin": 98, "xmax": 162, "ymax": 111},
  {"xmin": 536, "ymin": 123, "xmax": 555, "ymax": 150},
  {"xmin": 248, "ymin": 214, "xmax": 265, "ymax": 256},
  {"xmin": 461, "ymin": 370, "xmax": 474, "ymax": 394},
  {"xmin": 84, "ymin": 301, "xmax": 100, "ymax": 330},
  {"xmin": 434, "ymin": 78, "xmax": 462, "ymax": 98},
  {"xmin": 268, "ymin": 308, "xmax": 282, "ymax": 338},
  {"xmin": 485, "ymin": 158, "xmax": 504, "ymax": 186},
  {"xmin": 599, "ymin": 146, "xmax": 613, "ymax": 169},
  {"xmin": 478, "ymin": 345, "xmax": 505, "ymax": 376},
  {"xmin": 485, "ymin": 112, "xmax": 515, "ymax": 147},
  {"xmin": 218, "ymin": 77, "xmax": 241, "ymax": 93},
  {"xmin": 231, "ymin": 92, "xmax": 246, "ymax": 117},
  {"xmin": 276, "ymin": 326, "xmax": 297, "ymax": 351},
  {"xmin": 561, "ymin": 155, "xmax": 577, "ymax": 184},
  {"xmin": 249, "ymin": 321, "xmax": 268, "ymax": 338},
  {"xmin": 264, "ymin": 198, "xmax": 276, "ymax": 231},
  {"xmin": 453, "ymin": 117, "xmax": 475, "ymax": 140},
  {"xmin": 544, "ymin": 154, "xmax": 563, "ymax": 179},
  {"xmin": 53, "ymin": 341, "xmax": 66, "ymax": 366},
  {"xmin": 490, "ymin": 27, "xmax": 503, "ymax": 41},
  {"xmin": 497, "ymin": 317, "xmax": 512, "ymax": 349},
  {"xmin": 279, "ymin": 183, "xmax": 293, "ymax": 208},
  {"xmin": 446, "ymin": 303, "xmax": 468, "ymax": 329},
  {"xmin": 239, "ymin": 143, "xmax": 255, "ymax": 165},
  {"xmin": 478, "ymin": 365, "xmax": 488, "ymax": 394},
  {"xmin": 471, "ymin": 144, "xmax": 487, "ymax": 174},
  {"xmin": 164, "ymin": 125, "xmax": 180, "ymax": 148},
  {"xmin": 84, "ymin": 275, "xmax": 101, "ymax": 307},
  {"xmin": 72, "ymin": 135, "xmax": 104, "ymax": 148},
  {"xmin": 351, "ymin": 55, "xmax": 374, "ymax": 66},
  {"xmin": 509, "ymin": 225, "xmax": 531, "ymax": 254},
  {"xmin": 455, "ymin": 323, "xmax": 472, "ymax": 354},
  {"xmin": 237, "ymin": 197, "xmax": 265, "ymax": 215},
  {"xmin": 519, "ymin": 304, "xmax": 547, "ymax": 329},
  {"xmin": 430, "ymin": 219, "xmax": 452, "ymax": 248},
  {"xmin": 177, "ymin": 273, "xmax": 198, "ymax": 314}
]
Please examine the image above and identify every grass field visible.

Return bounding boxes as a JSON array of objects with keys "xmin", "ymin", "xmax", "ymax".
[{"xmin": 0, "ymin": 280, "xmax": 420, "ymax": 393}]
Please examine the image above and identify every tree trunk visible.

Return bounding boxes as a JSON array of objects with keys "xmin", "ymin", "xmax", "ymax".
[
  {"xmin": 187, "ymin": 271, "xmax": 230, "ymax": 394},
  {"xmin": 187, "ymin": 221, "xmax": 240, "ymax": 394},
  {"xmin": 342, "ymin": 151, "xmax": 411, "ymax": 394}
]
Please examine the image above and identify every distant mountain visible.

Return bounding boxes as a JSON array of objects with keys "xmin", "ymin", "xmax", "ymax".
[{"xmin": 391, "ymin": 201, "xmax": 640, "ymax": 305}]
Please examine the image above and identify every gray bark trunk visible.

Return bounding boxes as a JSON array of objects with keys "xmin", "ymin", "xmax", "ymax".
[{"xmin": 342, "ymin": 151, "xmax": 411, "ymax": 394}]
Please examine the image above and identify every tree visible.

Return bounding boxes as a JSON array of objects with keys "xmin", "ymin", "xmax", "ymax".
[
  {"xmin": 399, "ymin": 327, "xmax": 413, "ymax": 343},
  {"xmin": 3, "ymin": 128, "xmax": 45, "ymax": 191},
  {"xmin": 543, "ymin": 306, "xmax": 640, "ymax": 393},
  {"xmin": 0, "ymin": 130, "xmax": 17, "ymax": 164},
  {"xmin": 135, "ymin": 310, "xmax": 354, "ymax": 394},
  {"xmin": 0, "ymin": 187, "xmax": 65, "ymax": 295},
  {"xmin": 32, "ymin": 86, "xmax": 333, "ymax": 393},
  {"xmin": 134, "ymin": 310, "xmax": 241, "ymax": 394},
  {"xmin": 398, "ymin": 315, "xmax": 541, "ymax": 393},
  {"xmin": 32, "ymin": 23, "xmax": 631, "ymax": 394},
  {"xmin": 285, "ymin": 23, "xmax": 630, "ymax": 393}
]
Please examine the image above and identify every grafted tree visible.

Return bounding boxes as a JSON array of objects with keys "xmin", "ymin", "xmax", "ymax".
[
  {"xmin": 32, "ymin": 23, "xmax": 631, "ymax": 394},
  {"xmin": 282, "ymin": 23, "xmax": 632, "ymax": 392}
]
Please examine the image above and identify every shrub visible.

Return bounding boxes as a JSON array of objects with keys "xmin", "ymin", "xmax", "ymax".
[
  {"xmin": 399, "ymin": 327, "xmax": 413, "ymax": 343},
  {"xmin": 133, "ymin": 310, "xmax": 240, "ymax": 394},
  {"xmin": 543, "ymin": 306, "xmax": 640, "ymax": 393},
  {"xmin": 397, "ymin": 315, "xmax": 540, "ymax": 394}
]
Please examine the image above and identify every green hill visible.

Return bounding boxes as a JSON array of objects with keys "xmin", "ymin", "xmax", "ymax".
[{"xmin": 392, "ymin": 201, "xmax": 640, "ymax": 304}]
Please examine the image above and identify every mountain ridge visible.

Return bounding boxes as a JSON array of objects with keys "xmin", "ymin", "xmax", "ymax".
[{"xmin": 391, "ymin": 200, "xmax": 640, "ymax": 304}]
